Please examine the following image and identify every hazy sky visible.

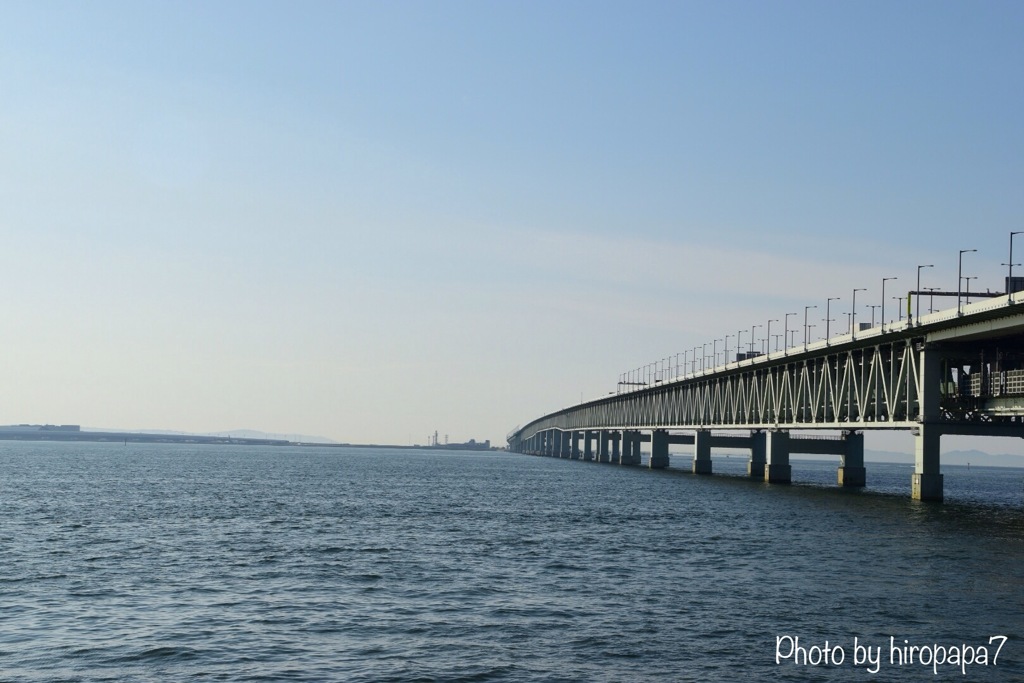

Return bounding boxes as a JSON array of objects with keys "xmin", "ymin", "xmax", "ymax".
[{"xmin": 2, "ymin": 1, "xmax": 1023, "ymax": 450}]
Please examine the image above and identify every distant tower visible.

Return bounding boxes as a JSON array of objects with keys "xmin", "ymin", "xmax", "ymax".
[
  {"xmin": 433, "ymin": 430, "xmax": 438, "ymax": 447},
  {"xmin": 445, "ymin": 434, "xmax": 448, "ymax": 445}
]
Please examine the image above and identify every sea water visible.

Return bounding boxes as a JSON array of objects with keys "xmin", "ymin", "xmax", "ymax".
[{"xmin": 1, "ymin": 441, "xmax": 1022, "ymax": 681}]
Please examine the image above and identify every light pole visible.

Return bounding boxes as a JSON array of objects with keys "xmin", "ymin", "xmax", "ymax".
[
  {"xmin": 881, "ymin": 276, "xmax": 897, "ymax": 332},
  {"xmin": 1004, "ymin": 231, "xmax": 1023, "ymax": 290},
  {"xmin": 725, "ymin": 334, "xmax": 735, "ymax": 364},
  {"xmin": 736, "ymin": 330, "xmax": 744, "ymax": 361},
  {"xmin": 784, "ymin": 312, "xmax": 796, "ymax": 351},
  {"xmin": 958, "ymin": 249, "xmax": 976, "ymax": 316},
  {"xmin": 750, "ymin": 323, "xmax": 762, "ymax": 355},
  {"xmin": 713, "ymin": 339, "xmax": 719, "ymax": 368},
  {"xmin": 772, "ymin": 334, "xmax": 782, "ymax": 352},
  {"xmin": 851, "ymin": 288, "xmax": 866, "ymax": 337},
  {"xmin": 925, "ymin": 287, "xmax": 940, "ymax": 313},
  {"xmin": 766, "ymin": 319, "xmax": 777, "ymax": 355},
  {"xmin": 893, "ymin": 296, "xmax": 904, "ymax": 321},
  {"xmin": 825, "ymin": 297, "xmax": 840, "ymax": 343},
  {"xmin": 869, "ymin": 305, "xmax": 880, "ymax": 327},
  {"xmin": 916, "ymin": 264, "xmax": 933, "ymax": 325},
  {"xmin": 963, "ymin": 275, "xmax": 978, "ymax": 305},
  {"xmin": 804, "ymin": 305, "xmax": 817, "ymax": 349},
  {"xmin": 702, "ymin": 343, "xmax": 708, "ymax": 371}
]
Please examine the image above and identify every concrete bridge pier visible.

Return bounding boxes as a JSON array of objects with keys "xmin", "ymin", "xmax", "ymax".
[
  {"xmin": 570, "ymin": 431, "xmax": 581, "ymax": 460},
  {"xmin": 837, "ymin": 431, "xmax": 866, "ymax": 487},
  {"xmin": 649, "ymin": 429, "xmax": 670, "ymax": 469},
  {"xmin": 611, "ymin": 432, "xmax": 620, "ymax": 462},
  {"xmin": 597, "ymin": 431, "xmax": 611, "ymax": 463},
  {"xmin": 912, "ymin": 426, "xmax": 943, "ymax": 501},
  {"xmin": 747, "ymin": 430, "xmax": 766, "ymax": 477},
  {"xmin": 692, "ymin": 430, "xmax": 712, "ymax": 474},
  {"xmin": 582, "ymin": 431, "xmax": 595, "ymax": 461},
  {"xmin": 764, "ymin": 430, "xmax": 791, "ymax": 483},
  {"xmin": 620, "ymin": 430, "xmax": 641, "ymax": 466},
  {"xmin": 559, "ymin": 431, "xmax": 570, "ymax": 458}
]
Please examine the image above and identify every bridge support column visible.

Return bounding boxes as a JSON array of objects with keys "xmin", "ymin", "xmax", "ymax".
[
  {"xmin": 649, "ymin": 429, "xmax": 670, "ymax": 469},
  {"xmin": 559, "ymin": 431, "xmax": 570, "ymax": 458},
  {"xmin": 692, "ymin": 430, "xmax": 712, "ymax": 474},
  {"xmin": 912, "ymin": 426, "xmax": 943, "ymax": 501},
  {"xmin": 620, "ymin": 430, "xmax": 641, "ymax": 466},
  {"xmin": 570, "ymin": 431, "xmax": 581, "ymax": 460},
  {"xmin": 583, "ymin": 431, "xmax": 594, "ymax": 462},
  {"xmin": 597, "ymin": 431, "xmax": 611, "ymax": 463},
  {"xmin": 611, "ymin": 432, "xmax": 620, "ymax": 462},
  {"xmin": 837, "ymin": 431, "xmax": 866, "ymax": 487},
  {"xmin": 764, "ymin": 430, "xmax": 791, "ymax": 483},
  {"xmin": 747, "ymin": 430, "xmax": 766, "ymax": 477}
]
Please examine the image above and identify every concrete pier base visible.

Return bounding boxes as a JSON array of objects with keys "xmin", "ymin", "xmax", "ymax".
[
  {"xmin": 570, "ymin": 431, "xmax": 581, "ymax": 460},
  {"xmin": 619, "ymin": 430, "xmax": 641, "ymax": 466},
  {"xmin": 838, "ymin": 466, "xmax": 866, "ymax": 487},
  {"xmin": 912, "ymin": 425, "xmax": 943, "ymax": 501},
  {"xmin": 692, "ymin": 430, "xmax": 712, "ymax": 475},
  {"xmin": 597, "ymin": 431, "xmax": 611, "ymax": 463},
  {"xmin": 748, "ymin": 431, "xmax": 766, "ymax": 477},
  {"xmin": 582, "ymin": 431, "xmax": 594, "ymax": 462},
  {"xmin": 912, "ymin": 473, "xmax": 944, "ymax": 501},
  {"xmin": 649, "ymin": 429, "xmax": 670, "ymax": 469},
  {"xmin": 764, "ymin": 430, "xmax": 791, "ymax": 484},
  {"xmin": 838, "ymin": 431, "xmax": 866, "ymax": 487}
]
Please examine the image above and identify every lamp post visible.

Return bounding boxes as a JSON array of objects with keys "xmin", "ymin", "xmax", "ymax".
[
  {"xmin": 915, "ymin": 264, "xmax": 933, "ymax": 325},
  {"xmin": 702, "ymin": 343, "xmax": 708, "ymax": 371},
  {"xmin": 713, "ymin": 339, "xmax": 719, "ymax": 369},
  {"xmin": 750, "ymin": 323, "xmax": 762, "ymax": 355},
  {"xmin": 1005, "ymin": 231, "xmax": 1023, "ymax": 289},
  {"xmin": 924, "ymin": 287, "xmax": 939, "ymax": 313},
  {"xmin": 869, "ymin": 304, "xmax": 879, "ymax": 327},
  {"xmin": 766, "ymin": 319, "xmax": 777, "ymax": 355},
  {"xmin": 804, "ymin": 305, "xmax": 817, "ymax": 349},
  {"xmin": 851, "ymin": 288, "xmax": 866, "ymax": 337},
  {"xmin": 725, "ymin": 334, "xmax": 735, "ymax": 364},
  {"xmin": 958, "ymin": 249, "xmax": 976, "ymax": 316},
  {"xmin": 893, "ymin": 296, "xmax": 904, "ymax": 321},
  {"xmin": 963, "ymin": 275, "xmax": 978, "ymax": 305},
  {"xmin": 736, "ymin": 330, "xmax": 744, "ymax": 362},
  {"xmin": 881, "ymin": 277, "xmax": 897, "ymax": 332},
  {"xmin": 825, "ymin": 297, "xmax": 840, "ymax": 343},
  {"xmin": 784, "ymin": 312, "xmax": 796, "ymax": 351}
]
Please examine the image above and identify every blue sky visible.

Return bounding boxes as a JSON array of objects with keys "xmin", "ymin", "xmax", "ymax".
[{"xmin": 2, "ymin": 1, "xmax": 1022, "ymax": 449}]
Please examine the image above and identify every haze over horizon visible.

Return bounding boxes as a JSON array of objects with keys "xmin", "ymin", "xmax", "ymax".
[{"xmin": 3, "ymin": 2, "xmax": 1022, "ymax": 452}]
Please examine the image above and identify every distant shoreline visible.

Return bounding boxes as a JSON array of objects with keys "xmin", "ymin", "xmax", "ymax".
[{"xmin": 0, "ymin": 429, "xmax": 500, "ymax": 451}]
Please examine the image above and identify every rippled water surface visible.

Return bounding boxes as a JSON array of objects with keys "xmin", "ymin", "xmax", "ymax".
[{"xmin": 1, "ymin": 442, "xmax": 1023, "ymax": 681}]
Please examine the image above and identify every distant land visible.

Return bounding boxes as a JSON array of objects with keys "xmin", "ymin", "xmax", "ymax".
[{"xmin": 0, "ymin": 425, "xmax": 498, "ymax": 451}]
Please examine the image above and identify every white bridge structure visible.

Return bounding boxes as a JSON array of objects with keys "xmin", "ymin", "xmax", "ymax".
[{"xmin": 508, "ymin": 292, "xmax": 1024, "ymax": 501}]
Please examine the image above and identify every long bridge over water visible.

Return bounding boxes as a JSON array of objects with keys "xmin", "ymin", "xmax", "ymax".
[{"xmin": 508, "ymin": 290, "xmax": 1024, "ymax": 501}]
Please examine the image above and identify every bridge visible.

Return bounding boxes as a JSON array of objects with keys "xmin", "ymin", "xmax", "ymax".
[{"xmin": 508, "ymin": 290, "xmax": 1024, "ymax": 501}]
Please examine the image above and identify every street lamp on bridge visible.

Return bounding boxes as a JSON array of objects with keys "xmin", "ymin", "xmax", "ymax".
[
  {"xmin": 766, "ymin": 319, "xmax": 777, "ymax": 354},
  {"xmin": 869, "ymin": 304, "xmax": 880, "ymax": 327},
  {"xmin": 963, "ymin": 275, "xmax": 978, "ymax": 305},
  {"xmin": 783, "ymin": 312, "xmax": 796, "ymax": 352},
  {"xmin": 825, "ymin": 297, "xmax": 840, "ymax": 343},
  {"xmin": 881, "ymin": 277, "xmax": 897, "ymax": 332},
  {"xmin": 958, "ymin": 248, "xmax": 976, "ymax": 316},
  {"xmin": 803, "ymin": 305, "xmax": 817, "ymax": 350},
  {"xmin": 750, "ymin": 323, "xmax": 762, "ymax": 355},
  {"xmin": 915, "ymin": 264, "xmax": 934, "ymax": 324},
  {"xmin": 1005, "ymin": 231, "xmax": 1023, "ymax": 285},
  {"xmin": 851, "ymin": 288, "xmax": 866, "ymax": 338}
]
